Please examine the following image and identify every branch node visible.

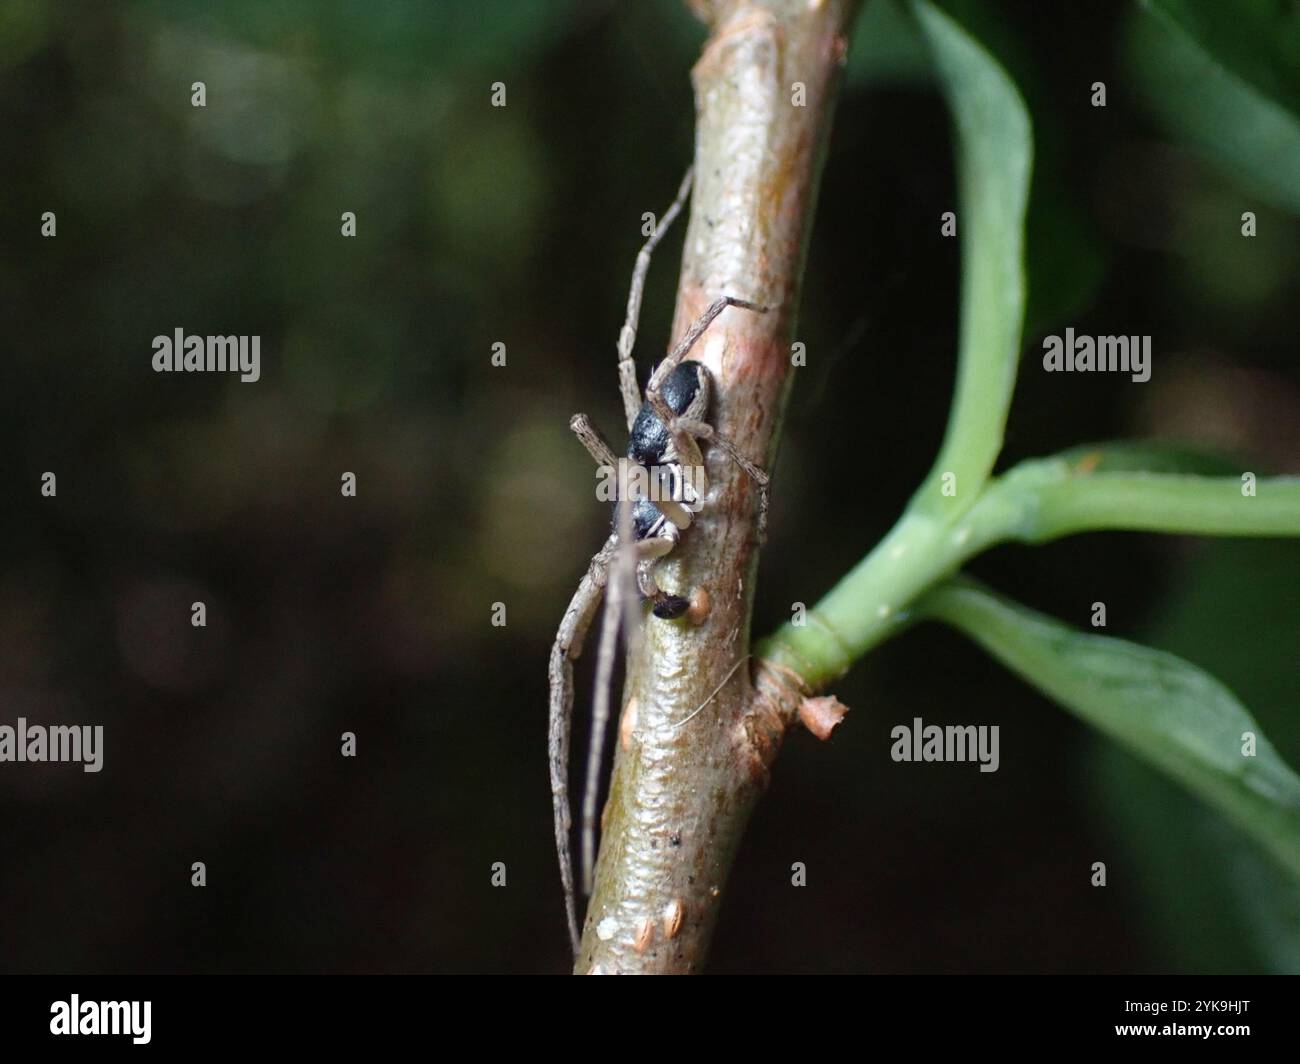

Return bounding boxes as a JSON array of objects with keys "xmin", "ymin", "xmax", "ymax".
[{"xmin": 739, "ymin": 657, "xmax": 810, "ymax": 782}]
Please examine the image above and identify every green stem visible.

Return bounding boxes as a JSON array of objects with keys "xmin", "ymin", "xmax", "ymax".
[
  {"xmin": 1000, "ymin": 472, "xmax": 1300, "ymax": 543},
  {"xmin": 756, "ymin": 461, "xmax": 1300, "ymax": 691},
  {"xmin": 755, "ymin": 511, "xmax": 956, "ymax": 688},
  {"xmin": 905, "ymin": 0, "xmax": 1031, "ymax": 522}
]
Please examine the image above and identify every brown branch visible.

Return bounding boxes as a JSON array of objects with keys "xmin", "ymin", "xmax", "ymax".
[{"xmin": 577, "ymin": 0, "xmax": 861, "ymax": 975}]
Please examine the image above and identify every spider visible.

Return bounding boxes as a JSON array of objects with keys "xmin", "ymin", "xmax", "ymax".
[{"xmin": 547, "ymin": 167, "xmax": 769, "ymax": 955}]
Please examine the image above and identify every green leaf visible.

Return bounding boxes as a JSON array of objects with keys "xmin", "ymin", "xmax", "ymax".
[
  {"xmin": 907, "ymin": 0, "xmax": 1032, "ymax": 517},
  {"xmin": 918, "ymin": 577, "xmax": 1300, "ymax": 879},
  {"xmin": 1127, "ymin": 0, "xmax": 1300, "ymax": 214},
  {"xmin": 1097, "ymin": 541, "xmax": 1300, "ymax": 971}
]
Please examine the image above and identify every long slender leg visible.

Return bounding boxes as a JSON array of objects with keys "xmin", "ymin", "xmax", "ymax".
[
  {"xmin": 569, "ymin": 413, "xmax": 618, "ymax": 470},
  {"xmin": 675, "ymin": 416, "xmax": 771, "ymax": 541},
  {"xmin": 643, "ymin": 295, "xmax": 766, "ymax": 428},
  {"xmin": 553, "ymin": 530, "xmax": 678, "ymax": 949},
  {"xmin": 549, "ymin": 534, "xmax": 618, "ymax": 956},
  {"xmin": 617, "ymin": 167, "xmax": 695, "ymax": 430},
  {"xmin": 548, "ymin": 642, "xmax": 582, "ymax": 955},
  {"xmin": 581, "ymin": 496, "xmax": 634, "ymax": 896},
  {"xmin": 579, "ymin": 520, "xmax": 680, "ymax": 893}
]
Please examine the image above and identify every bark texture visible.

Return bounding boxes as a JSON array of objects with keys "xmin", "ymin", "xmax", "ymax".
[{"xmin": 577, "ymin": 0, "xmax": 860, "ymax": 975}]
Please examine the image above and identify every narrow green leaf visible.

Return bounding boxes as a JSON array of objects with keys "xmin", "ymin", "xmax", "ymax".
[
  {"xmin": 1128, "ymin": 0, "xmax": 1300, "ymax": 214},
  {"xmin": 919, "ymin": 577, "xmax": 1300, "ymax": 879},
  {"xmin": 908, "ymin": 0, "xmax": 1032, "ymax": 517}
]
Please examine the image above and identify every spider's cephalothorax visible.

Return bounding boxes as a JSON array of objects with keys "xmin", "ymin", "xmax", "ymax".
[{"xmin": 548, "ymin": 166, "xmax": 772, "ymax": 957}]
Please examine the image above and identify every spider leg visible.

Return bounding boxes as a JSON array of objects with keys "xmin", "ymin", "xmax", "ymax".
[
  {"xmin": 643, "ymin": 294, "xmax": 766, "ymax": 426},
  {"xmin": 617, "ymin": 167, "xmax": 695, "ymax": 431},
  {"xmin": 579, "ymin": 524, "xmax": 680, "ymax": 895},
  {"xmin": 549, "ymin": 534, "xmax": 618, "ymax": 956},
  {"xmin": 552, "ymin": 522, "xmax": 682, "ymax": 951},
  {"xmin": 581, "ymin": 498, "xmax": 632, "ymax": 898},
  {"xmin": 675, "ymin": 416, "xmax": 771, "ymax": 542},
  {"xmin": 569, "ymin": 413, "xmax": 619, "ymax": 470}
]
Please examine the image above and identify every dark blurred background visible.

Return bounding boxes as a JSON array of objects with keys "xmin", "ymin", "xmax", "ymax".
[{"xmin": 1, "ymin": 0, "xmax": 1297, "ymax": 973}]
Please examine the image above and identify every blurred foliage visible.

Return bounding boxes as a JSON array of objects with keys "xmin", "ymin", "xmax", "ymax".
[
  {"xmin": 136, "ymin": 0, "xmax": 585, "ymax": 80},
  {"xmin": 1098, "ymin": 540, "xmax": 1300, "ymax": 972},
  {"xmin": 1126, "ymin": 0, "xmax": 1300, "ymax": 214},
  {"xmin": 0, "ymin": 0, "xmax": 1296, "ymax": 972},
  {"xmin": 848, "ymin": 0, "xmax": 1105, "ymax": 347}
]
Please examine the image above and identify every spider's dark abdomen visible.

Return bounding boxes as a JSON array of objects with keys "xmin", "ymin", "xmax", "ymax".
[{"xmin": 628, "ymin": 361, "xmax": 711, "ymax": 467}]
